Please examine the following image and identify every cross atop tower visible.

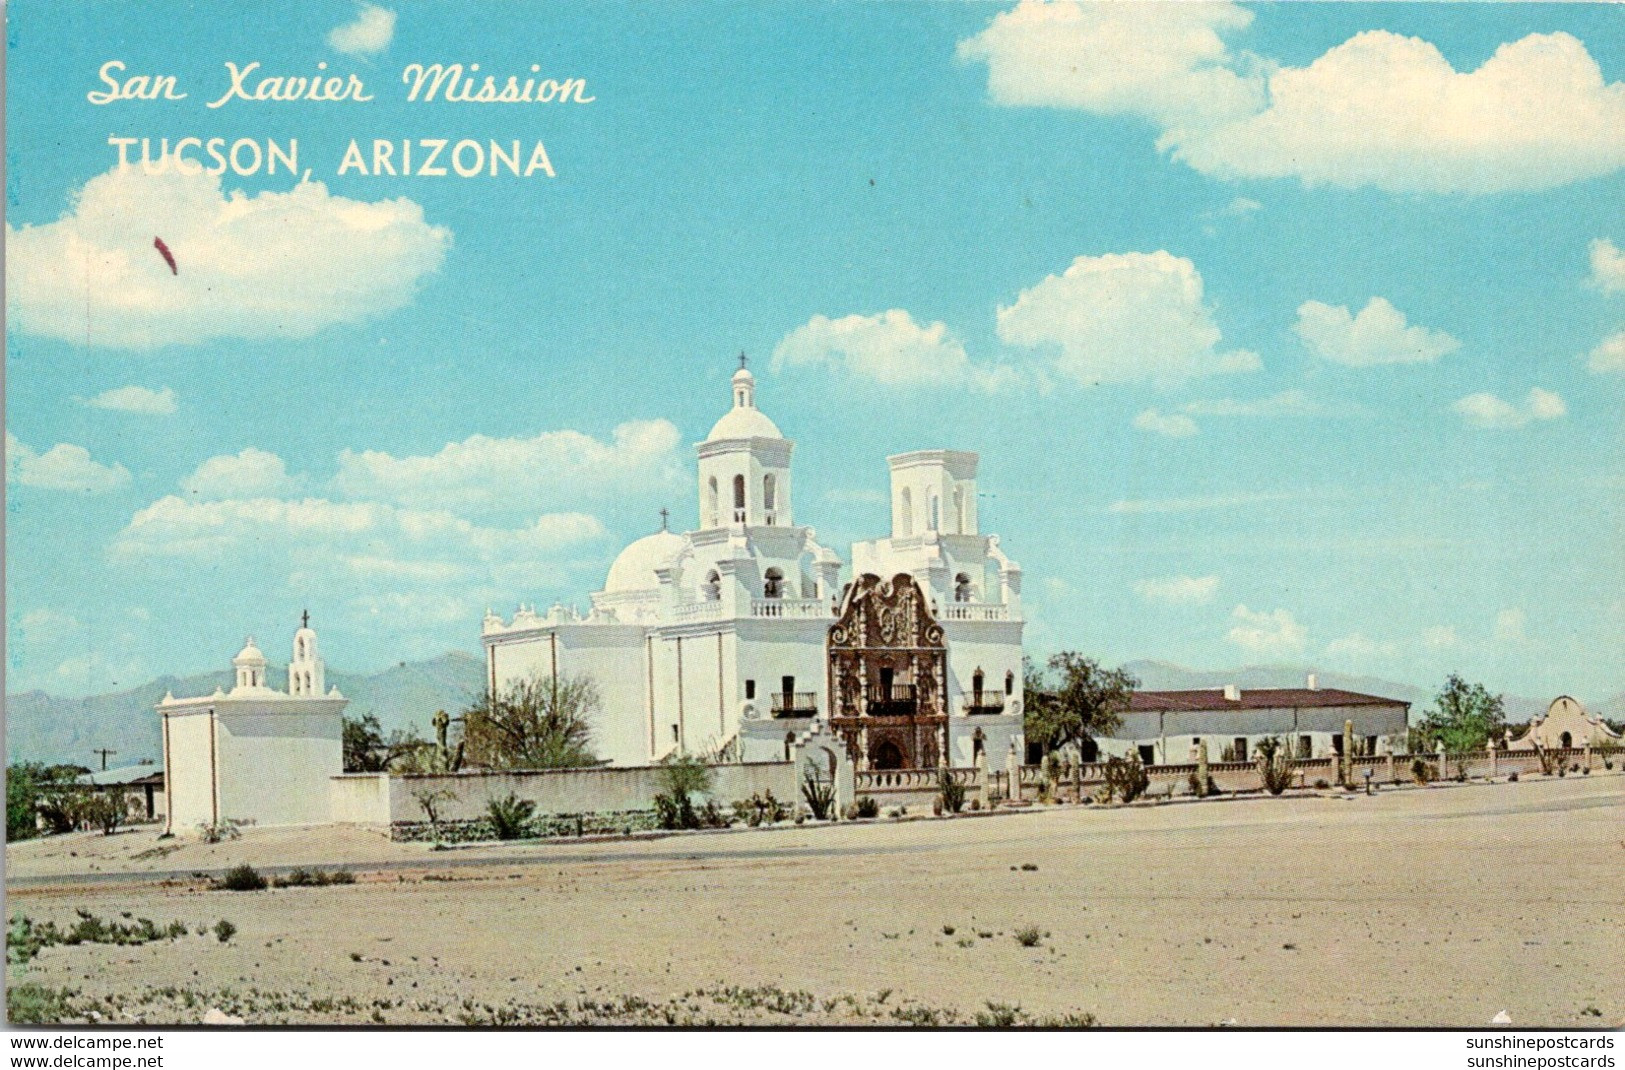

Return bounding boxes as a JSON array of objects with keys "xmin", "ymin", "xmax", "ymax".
[
  {"xmin": 659, "ymin": 507, "xmax": 670, "ymax": 532},
  {"xmin": 301, "ymin": 609, "xmax": 310, "ymax": 629},
  {"xmin": 738, "ymin": 351, "xmax": 749, "ymax": 371}
]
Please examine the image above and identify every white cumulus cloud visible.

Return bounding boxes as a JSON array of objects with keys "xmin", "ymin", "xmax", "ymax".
[
  {"xmin": 1589, "ymin": 238, "xmax": 1625, "ymax": 294},
  {"xmin": 79, "ymin": 385, "xmax": 177, "ymax": 415},
  {"xmin": 1133, "ymin": 408, "xmax": 1198, "ymax": 438},
  {"xmin": 6, "ymin": 431, "xmax": 131, "ymax": 493},
  {"xmin": 1134, "ymin": 574, "xmax": 1219, "ymax": 605},
  {"xmin": 1587, "ymin": 331, "xmax": 1625, "ymax": 374},
  {"xmin": 1422, "ymin": 625, "xmax": 1459, "ymax": 649},
  {"xmin": 112, "ymin": 495, "xmax": 605, "ymax": 595},
  {"xmin": 1294, "ymin": 298, "xmax": 1459, "ymax": 367},
  {"xmin": 6, "ymin": 166, "xmax": 450, "ymax": 350},
  {"xmin": 329, "ymin": 3, "xmax": 396, "ymax": 56},
  {"xmin": 181, "ymin": 448, "xmax": 304, "ymax": 500},
  {"xmin": 956, "ymin": 0, "xmax": 1263, "ymax": 132},
  {"xmin": 1451, "ymin": 388, "xmax": 1566, "ymax": 429},
  {"xmin": 330, "ymin": 419, "xmax": 685, "ymax": 513},
  {"xmin": 1324, "ymin": 632, "xmax": 1397, "ymax": 663},
  {"xmin": 997, "ymin": 251, "xmax": 1259, "ymax": 386},
  {"xmin": 1494, "ymin": 608, "xmax": 1528, "ymax": 644},
  {"xmin": 772, "ymin": 310, "xmax": 1016, "ymax": 391},
  {"xmin": 1172, "ymin": 31, "xmax": 1625, "ymax": 194},
  {"xmin": 1227, "ymin": 604, "xmax": 1307, "ymax": 656},
  {"xmin": 961, "ymin": 7, "xmax": 1625, "ymax": 195}
]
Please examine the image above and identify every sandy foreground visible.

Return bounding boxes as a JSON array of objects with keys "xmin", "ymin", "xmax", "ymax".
[{"xmin": 5, "ymin": 774, "xmax": 1622, "ymax": 1027}]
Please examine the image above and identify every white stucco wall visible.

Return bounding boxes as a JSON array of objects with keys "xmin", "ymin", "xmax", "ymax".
[
  {"xmin": 164, "ymin": 707, "xmax": 217, "ymax": 832},
  {"xmin": 214, "ymin": 705, "xmax": 343, "ymax": 826}
]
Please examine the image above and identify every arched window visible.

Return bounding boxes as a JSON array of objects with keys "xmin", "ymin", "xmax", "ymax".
[
  {"xmin": 930, "ymin": 493, "xmax": 940, "ymax": 531},
  {"xmin": 954, "ymin": 572, "xmax": 973, "ymax": 602},
  {"xmin": 732, "ymin": 474, "xmax": 746, "ymax": 522},
  {"xmin": 703, "ymin": 571, "xmax": 721, "ymax": 601},
  {"xmin": 763, "ymin": 474, "xmax": 776, "ymax": 511},
  {"xmin": 1560, "ymin": 731, "xmax": 1573, "ymax": 749},
  {"xmin": 973, "ymin": 727, "xmax": 986, "ymax": 760},
  {"xmin": 1004, "ymin": 670, "xmax": 1014, "ymax": 695},
  {"xmin": 296, "ymin": 638, "xmax": 305, "ymax": 659},
  {"xmin": 898, "ymin": 488, "xmax": 913, "ymax": 537},
  {"xmin": 972, "ymin": 668, "xmax": 985, "ymax": 699},
  {"xmin": 763, "ymin": 568, "xmax": 784, "ymax": 599},
  {"xmin": 707, "ymin": 477, "xmax": 719, "ymax": 527}
]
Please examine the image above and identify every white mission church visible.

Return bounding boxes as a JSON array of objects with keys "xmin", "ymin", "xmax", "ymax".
[{"xmin": 481, "ymin": 360, "xmax": 1028, "ymax": 770}]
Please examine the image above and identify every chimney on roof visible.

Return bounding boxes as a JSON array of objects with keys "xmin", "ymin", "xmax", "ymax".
[
  {"xmin": 1306, "ymin": 673, "xmax": 1319, "ymax": 691},
  {"xmin": 1223, "ymin": 683, "xmax": 1240, "ymax": 702}
]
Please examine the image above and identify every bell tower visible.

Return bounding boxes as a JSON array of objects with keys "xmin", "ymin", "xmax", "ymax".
[{"xmin": 288, "ymin": 610, "xmax": 326, "ymax": 697}]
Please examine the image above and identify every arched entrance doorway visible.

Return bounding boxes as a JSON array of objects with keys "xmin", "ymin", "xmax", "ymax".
[{"xmin": 870, "ymin": 738, "xmax": 905, "ymax": 770}]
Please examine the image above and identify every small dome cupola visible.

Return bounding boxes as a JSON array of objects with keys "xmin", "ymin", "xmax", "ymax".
[
  {"xmin": 705, "ymin": 353, "xmax": 782, "ymax": 443},
  {"xmin": 232, "ymin": 637, "xmax": 268, "ymax": 691},
  {"xmin": 698, "ymin": 354, "xmax": 794, "ymax": 528}
]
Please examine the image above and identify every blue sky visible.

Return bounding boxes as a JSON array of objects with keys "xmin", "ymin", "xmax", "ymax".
[{"xmin": 6, "ymin": 1, "xmax": 1622, "ymax": 704}]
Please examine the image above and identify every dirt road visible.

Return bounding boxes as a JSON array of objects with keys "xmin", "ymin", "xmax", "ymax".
[{"xmin": 7, "ymin": 774, "xmax": 1621, "ymax": 1026}]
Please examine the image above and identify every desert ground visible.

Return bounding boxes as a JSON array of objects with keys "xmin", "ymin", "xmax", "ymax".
[{"xmin": 6, "ymin": 774, "xmax": 1622, "ymax": 1027}]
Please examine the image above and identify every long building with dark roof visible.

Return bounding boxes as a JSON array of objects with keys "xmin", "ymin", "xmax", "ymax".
[{"xmin": 1082, "ymin": 675, "xmax": 1410, "ymax": 765}]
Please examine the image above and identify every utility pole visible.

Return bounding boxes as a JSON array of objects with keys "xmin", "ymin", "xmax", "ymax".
[{"xmin": 93, "ymin": 748, "xmax": 118, "ymax": 771}]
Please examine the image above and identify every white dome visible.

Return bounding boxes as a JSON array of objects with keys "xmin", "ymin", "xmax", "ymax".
[
  {"xmin": 233, "ymin": 638, "xmax": 266, "ymax": 666},
  {"xmin": 603, "ymin": 530, "xmax": 686, "ymax": 593},
  {"xmin": 706, "ymin": 405, "xmax": 782, "ymax": 441}
]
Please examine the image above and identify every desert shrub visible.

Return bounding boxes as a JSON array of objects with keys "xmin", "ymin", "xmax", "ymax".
[
  {"xmin": 975, "ymin": 1002, "xmax": 1024, "ymax": 1027},
  {"xmin": 1255, "ymin": 736, "xmax": 1294, "ymax": 796},
  {"xmin": 214, "ymin": 864, "xmax": 266, "ymax": 892},
  {"xmin": 733, "ymin": 790, "xmax": 790, "ymax": 828},
  {"xmin": 1014, "ymin": 926, "xmax": 1043, "ymax": 948},
  {"xmin": 653, "ymin": 754, "xmax": 714, "ymax": 830},
  {"xmin": 1411, "ymin": 758, "xmax": 1434, "ymax": 786},
  {"xmin": 969, "ymin": 797, "xmax": 982, "ymax": 811},
  {"xmin": 485, "ymin": 794, "xmax": 536, "ymax": 840},
  {"xmin": 196, "ymin": 819, "xmax": 243, "ymax": 844},
  {"xmin": 36, "ymin": 784, "xmax": 90, "ymax": 835},
  {"xmin": 7, "ymin": 984, "xmax": 80, "ymax": 1025},
  {"xmin": 78, "ymin": 791, "xmax": 131, "ymax": 836},
  {"xmin": 800, "ymin": 768, "xmax": 836, "ymax": 821},
  {"xmin": 937, "ymin": 770, "xmax": 967, "ymax": 814},
  {"xmin": 697, "ymin": 799, "xmax": 729, "ymax": 828},
  {"xmin": 1102, "ymin": 755, "xmax": 1149, "ymax": 803},
  {"xmin": 213, "ymin": 919, "xmax": 236, "ymax": 943},
  {"xmin": 854, "ymin": 796, "xmax": 879, "ymax": 819},
  {"xmin": 1507, "ymin": 771, "xmax": 1519, "ymax": 782},
  {"xmin": 273, "ymin": 867, "xmax": 356, "ymax": 888}
]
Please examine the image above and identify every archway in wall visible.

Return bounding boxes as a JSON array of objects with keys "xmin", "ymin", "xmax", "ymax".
[{"xmin": 870, "ymin": 738, "xmax": 905, "ymax": 770}]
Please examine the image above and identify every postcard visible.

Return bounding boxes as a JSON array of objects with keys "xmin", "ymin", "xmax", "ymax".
[{"xmin": 5, "ymin": 0, "xmax": 1622, "ymax": 1035}]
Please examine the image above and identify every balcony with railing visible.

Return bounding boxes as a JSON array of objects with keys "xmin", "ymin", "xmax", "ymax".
[
  {"xmin": 672, "ymin": 599, "xmax": 726, "ymax": 623},
  {"xmin": 865, "ymin": 684, "xmax": 918, "ymax": 717},
  {"xmin": 963, "ymin": 693, "xmax": 1006, "ymax": 715},
  {"xmin": 940, "ymin": 599, "xmax": 1011, "ymax": 622},
  {"xmin": 770, "ymin": 692, "xmax": 818, "ymax": 718},
  {"xmin": 751, "ymin": 598, "xmax": 831, "ymax": 619}
]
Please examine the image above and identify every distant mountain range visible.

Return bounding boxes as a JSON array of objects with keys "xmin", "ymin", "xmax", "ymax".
[
  {"xmin": 4, "ymin": 652, "xmax": 486, "ymax": 767},
  {"xmin": 5, "ymin": 652, "xmax": 1614, "ymax": 768}
]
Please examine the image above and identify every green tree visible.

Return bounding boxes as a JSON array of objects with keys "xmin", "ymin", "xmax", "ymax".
[
  {"xmin": 1410, "ymin": 674, "xmax": 1506, "ymax": 753},
  {"xmin": 343, "ymin": 714, "xmax": 389, "ymax": 772},
  {"xmin": 460, "ymin": 673, "xmax": 600, "ymax": 770},
  {"xmin": 652, "ymin": 752, "xmax": 714, "ymax": 829},
  {"xmin": 342, "ymin": 714, "xmax": 428, "ymax": 772},
  {"xmin": 1023, "ymin": 654, "xmax": 1138, "ymax": 758}
]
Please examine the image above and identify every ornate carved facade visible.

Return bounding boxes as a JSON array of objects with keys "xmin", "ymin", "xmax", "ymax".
[{"xmin": 827, "ymin": 573, "xmax": 948, "ymax": 770}]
